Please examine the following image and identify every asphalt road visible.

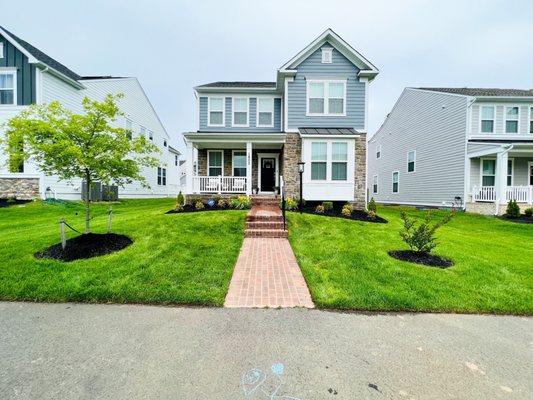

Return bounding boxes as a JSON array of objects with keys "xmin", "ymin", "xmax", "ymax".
[{"xmin": 0, "ymin": 302, "xmax": 531, "ymax": 399}]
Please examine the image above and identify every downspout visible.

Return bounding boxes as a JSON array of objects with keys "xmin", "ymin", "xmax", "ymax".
[{"xmin": 495, "ymin": 144, "xmax": 513, "ymax": 215}]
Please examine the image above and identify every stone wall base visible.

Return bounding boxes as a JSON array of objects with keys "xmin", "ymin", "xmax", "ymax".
[
  {"xmin": 466, "ymin": 202, "xmax": 532, "ymax": 215},
  {"xmin": 0, "ymin": 177, "xmax": 40, "ymax": 200}
]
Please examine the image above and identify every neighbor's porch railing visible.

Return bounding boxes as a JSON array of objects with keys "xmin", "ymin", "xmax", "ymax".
[
  {"xmin": 192, "ymin": 176, "xmax": 247, "ymax": 194},
  {"xmin": 473, "ymin": 185, "xmax": 532, "ymax": 204}
]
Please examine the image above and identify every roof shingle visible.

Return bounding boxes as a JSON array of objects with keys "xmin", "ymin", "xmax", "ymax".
[
  {"xmin": 299, "ymin": 127, "xmax": 358, "ymax": 135},
  {"xmin": 417, "ymin": 87, "xmax": 533, "ymax": 97},
  {"xmin": 196, "ymin": 81, "xmax": 276, "ymax": 89}
]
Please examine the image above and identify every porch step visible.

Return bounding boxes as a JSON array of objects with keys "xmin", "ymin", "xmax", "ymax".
[
  {"xmin": 251, "ymin": 196, "xmax": 279, "ymax": 206},
  {"xmin": 244, "ymin": 228, "xmax": 288, "ymax": 238},
  {"xmin": 246, "ymin": 221, "xmax": 285, "ymax": 230},
  {"xmin": 246, "ymin": 214, "xmax": 283, "ymax": 222}
]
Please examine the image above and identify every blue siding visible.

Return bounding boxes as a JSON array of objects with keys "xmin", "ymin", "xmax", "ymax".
[
  {"xmin": 199, "ymin": 93, "xmax": 281, "ymax": 132},
  {"xmin": 198, "ymin": 95, "xmax": 281, "ymax": 132},
  {"xmin": 0, "ymin": 34, "xmax": 36, "ymax": 105},
  {"xmin": 287, "ymin": 42, "xmax": 365, "ymax": 129}
]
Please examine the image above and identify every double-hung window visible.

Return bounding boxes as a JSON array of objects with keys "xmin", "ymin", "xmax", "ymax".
[
  {"xmin": 208, "ymin": 150, "xmax": 223, "ymax": 176},
  {"xmin": 0, "ymin": 71, "xmax": 16, "ymax": 105},
  {"xmin": 392, "ymin": 171, "xmax": 399, "ymax": 193},
  {"xmin": 505, "ymin": 106, "xmax": 519, "ymax": 133},
  {"xmin": 232, "ymin": 97, "xmax": 248, "ymax": 126},
  {"xmin": 407, "ymin": 150, "xmax": 416, "ymax": 173},
  {"xmin": 372, "ymin": 175, "xmax": 378, "ymax": 194},
  {"xmin": 232, "ymin": 151, "xmax": 246, "ymax": 177},
  {"xmin": 0, "ymin": 43, "xmax": 4, "ymax": 58},
  {"xmin": 507, "ymin": 159, "xmax": 513, "ymax": 186},
  {"xmin": 307, "ymin": 81, "xmax": 345, "ymax": 116},
  {"xmin": 140, "ymin": 126, "xmax": 146, "ymax": 137},
  {"xmin": 208, "ymin": 97, "xmax": 224, "ymax": 126},
  {"xmin": 331, "ymin": 142, "xmax": 347, "ymax": 181},
  {"xmin": 481, "ymin": 159, "xmax": 496, "ymax": 186},
  {"xmin": 157, "ymin": 167, "xmax": 166, "ymax": 186},
  {"xmin": 311, "ymin": 142, "xmax": 327, "ymax": 180},
  {"xmin": 257, "ymin": 98, "xmax": 274, "ymax": 127},
  {"xmin": 529, "ymin": 107, "xmax": 533, "ymax": 134},
  {"xmin": 148, "ymin": 130, "xmax": 153, "ymax": 141},
  {"xmin": 125, "ymin": 119, "xmax": 132, "ymax": 140},
  {"xmin": 174, "ymin": 155, "xmax": 178, "ymax": 166},
  {"xmin": 480, "ymin": 106, "xmax": 494, "ymax": 133},
  {"xmin": 376, "ymin": 145, "xmax": 381, "ymax": 159}
]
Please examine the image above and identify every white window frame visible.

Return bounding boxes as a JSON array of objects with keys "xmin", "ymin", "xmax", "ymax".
[
  {"xmin": 207, "ymin": 96, "xmax": 225, "ymax": 127},
  {"xmin": 407, "ymin": 150, "xmax": 416, "ymax": 173},
  {"xmin": 0, "ymin": 43, "xmax": 4, "ymax": 58},
  {"xmin": 331, "ymin": 141, "xmax": 348, "ymax": 181},
  {"xmin": 321, "ymin": 47, "xmax": 333, "ymax": 63},
  {"xmin": 140, "ymin": 126, "xmax": 146, "ymax": 137},
  {"xmin": 479, "ymin": 105, "xmax": 495, "ymax": 134},
  {"xmin": 480, "ymin": 158, "xmax": 514, "ymax": 186},
  {"xmin": 376, "ymin": 144, "xmax": 381, "ymax": 159},
  {"xmin": 157, "ymin": 167, "xmax": 167, "ymax": 186},
  {"xmin": 310, "ymin": 141, "xmax": 328, "ymax": 181},
  {"xmin": 232, "ymin": 97, "xmax": 249, "ymax": 127},
  {"xmin": 529, "ymin": 106, "xmax": 533, "ymax": 134},
  {"xmin": 231, "ymin": 150, "xmax": 247, "ymax": 177},
  {"xmin": 306, "ymin": 80, "xmax": 346, "ymax": 116},
  {"xmin": 504, "ymin": 105, "xmax": 520, "ymax": 134},
  {"xmin": 392, "ymin": 171, "xmax": 399, "ymax": 194},
  {"xmin": 207, "ymin": 150, "xmax": 224, "ymax": 177},
  {"xmin": 0, "ymin": 69, "xmax": 17, "ymax": 106},
  {"xmin": 256, "ymin": 97, "xmax": 274, "ymax": 128},
  {"xmin": 148, "ymin": 130, "xmax": 153, "ymax": 141},
  {"xmin": 372, "ymin": 175, "xmax": 378, "ymax": 195}
]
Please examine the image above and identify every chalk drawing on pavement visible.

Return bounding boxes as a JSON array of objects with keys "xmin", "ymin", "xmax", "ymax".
[{"xmin": 241, "ymin": 362, "xmax": 303, "ymax": 400}]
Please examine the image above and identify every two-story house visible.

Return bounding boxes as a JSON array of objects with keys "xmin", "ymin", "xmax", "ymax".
[
  {"xmin": 0, "ymin": 25, "xmax": 181, "ymax": 200},
  {"xmin": 183, "ymin": 29, "xmax": 379, "ymax": 208},
  {"xmin": 367, "ymin": 88, "xmax": 533, "ymax": 214}
]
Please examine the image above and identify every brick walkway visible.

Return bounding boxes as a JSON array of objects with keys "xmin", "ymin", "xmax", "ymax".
[{"xmin": 224, "ymin": 203, "xmax": 314, "ymax": 308}]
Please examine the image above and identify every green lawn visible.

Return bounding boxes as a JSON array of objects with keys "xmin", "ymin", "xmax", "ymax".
[
  {"xmin": 0, "ymin": 199, "xmax": 246, "ymax": 306},
  {"xmin": 288, "ymin": 207, "xmax": 533, "ymax": 315}
]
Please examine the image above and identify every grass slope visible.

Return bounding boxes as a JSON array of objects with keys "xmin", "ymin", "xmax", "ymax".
[
  {"xmin": 288, "ymin": 207, "xmax": 533, "ymax": 314},
  {"xmin": 0, "ymin": 199, "xmax": 246, "ymax": 306}
]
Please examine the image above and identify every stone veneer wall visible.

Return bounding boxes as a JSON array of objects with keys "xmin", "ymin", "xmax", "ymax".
[
  {"xmin": 466, "ymin": 201, "xmax": 531, "ymax": 215},
  {"xmin": 353, "ymin": 133, "xmax": 367, "ymax": 209},
  {"xmin": 0, "ymin": 177, "xmax": 40, "ymax": 200},
  {"xmin": 281, "ymin": 132, "xmax": 301, "ymax": 199}
]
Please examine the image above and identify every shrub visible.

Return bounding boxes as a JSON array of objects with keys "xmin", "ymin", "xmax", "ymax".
[
  {"xmin": 217, "ymin": 199, "xmax": 228, "ymax": 208},
  {"xmin": 230, "ymin": 195, "xmax": 251, "ymax": 210},
  {"xmin": 188, "ymin": 195, "xmax": 202, "ymax": 206},
  {"xmin": 174, "ymin": 203, "xmax": 183, "ymax": 212},
  {"xmin": 399, "ymin": 211, "xmax": 454, "ymax": 254},
  {"xmin": 322, "ymin": 201, "xmax": 333, "ymax": 212},
  {"xmin": 505, "ymin": 199, "xmax": 520, "ymax": 218},
  {"xmin": 367, "ymin": 198, "xmax": 377, "ymax": 213},
  {"xmin": 367, "ymin": 210, "xmax": 377, "ymax": 220},
  {"xmin": 315, "ymin": 204, "xmax": 325, "ymax": 214},
  {"xmin": 213, "ymin": 194, "xmax": 222, "ymax": 203},
  {"xmin": 282, "ymin": 196, "xmax": 298, "ymax": 211},
  {"xmin": 194, "ymin": 201, "xmax": 205, "ymax": 210},
  {"xmin": 525, "ymin": 208, "xmax": 533, "ymax": 217},
  {"xmin": 341, "ymin": 203, "xmax": 352, "ymax": 217},
  {"xmin": 176, "ymin": 191, "xmax": 185, "ymax": 206}
]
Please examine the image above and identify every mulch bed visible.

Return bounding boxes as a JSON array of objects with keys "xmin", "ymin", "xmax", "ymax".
[
  {"xmin": 388, "ymin": 250, "xmax": 453, "ymax": 268},
  {"xmin": 0, "ymin": 199, "xmax": 32, "ymax": 208},
  {"xmin": 499, "ymin": 215, "xmax": 533, "ymax": 224},
  {"xmin": 35, "ymin": 233, "xmax": 133, "ymax": 262},
  {"xmin": 299, "ymin": 203, "xmax": 388, "ymax": 224},
  {"xmin": 166, "ymin": 204, "xmax": 243, "ymax": 214}
]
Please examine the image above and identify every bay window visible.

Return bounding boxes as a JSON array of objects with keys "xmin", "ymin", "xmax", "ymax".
[
  {"xmin": 311, "ymin": 142, "xmax": 327, "ymax": 180},
  {"xmin": 0, "ymin": 71, "xmax": 16, "ymax": 105},
  {"xmin": 232, "ymin": 151, "xmax": 246, "ymax": 177},
  {"xmin": 505, "ymin": 106, "xmax": 519, "ymax": 133},
  {"xmin": 307, "ymin": 80, "xmax": 346, "ymax": 116},
  {"xmin": 480, "ymin": 106, "xmax": 494, "ymax": 133},
  {"xmin": 233, "ymin": 97, "xmax": 248, "ymax": 126},
  {"xmin": 331, "ymin": 142, "xmax": 347, "ymax": 181},
  {"xmin": 208, "ymin": 150, "xmax": 223, "ymax": 176},
  {"xmin": 208, "ymin": 97, "xmax": 224, "ymax": 126},
  {"xmin": 257, "ymin": 98, "xmax": 274, "ymax": 127}
]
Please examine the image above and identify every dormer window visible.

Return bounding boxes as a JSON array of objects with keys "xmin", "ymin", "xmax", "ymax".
[{"xmin": 321, "ymin": 47, "xmax": 333, "ymax": 64}]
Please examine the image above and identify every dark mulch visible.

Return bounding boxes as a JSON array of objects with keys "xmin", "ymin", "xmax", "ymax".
[
  {"xmin": 388, "ymin": 250, "xmax": 453, "ymax": 268},
  {"xmin": 166, "ymin": 204, "xmax": 240, "ymax": 214},
  {"xmin": 500, "ymin": 215, "xmax": 533, "ymax": 224},
  {"xmin": 0, "ymin": 199, "xmax": 32, "ymax": 208},
  {"xmin": 35, "ymin": 233, "xmax": 133, "ymax": 262},
  {"xmin": 299, "ymin": 202, "xmax": 388, "ymax": 224}
]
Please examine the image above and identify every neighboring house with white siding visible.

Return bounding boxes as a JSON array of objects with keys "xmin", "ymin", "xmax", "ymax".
[
  {"xmin": 0, "ymin": 25, "xmax": 180, "ymax": 200},
  {"xmin": 368, "ymin": 87, "xmax": 533, "ymax": 215},
  {"xmin": 183, "ymin": 29, "xmax": 378, "ymax": 207}
]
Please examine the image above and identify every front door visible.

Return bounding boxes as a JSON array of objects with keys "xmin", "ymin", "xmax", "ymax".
[{"xmin": 260, "ymin": 158, "xmax": 276, "ymax": 192}]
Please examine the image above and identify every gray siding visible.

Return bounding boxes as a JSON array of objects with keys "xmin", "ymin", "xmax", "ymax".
[
  {"xmin": 198, "ymin": 95, "xmax": 281, "ymax": 132},
  {"xmin": 367, "ymin": 89, "xmax": 468, "ymax": 206},
  {"xmin": 0, "ymin": 33, "xmax": 36, "ymax": 105},
  {"xmin": 470, "ymin": 102, "xmax": 533, "ymax": 135},
  {"xmin": 469, "ymin": 156, "xmax": 532, "ymax": 188},
  {"xmin": 287, "ymin": 42, "xmax": 365, "ymax": 130}
]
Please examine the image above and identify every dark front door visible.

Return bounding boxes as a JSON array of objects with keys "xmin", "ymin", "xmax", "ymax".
[{"xmin": 260, "ymin": 158, "xmax": 276, "ymax": 192}]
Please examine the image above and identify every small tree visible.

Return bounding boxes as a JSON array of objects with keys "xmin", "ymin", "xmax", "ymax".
[
  {"xmin": 1, "ymin": 94, "xmax": 159, "ymax": 233},
  {"xmin": 399, "ymin": 211, "xmax": 453, "ymax": 254},
  {"xmin": 367, "ymin": 197, "xmax": 377, "ymax": 213},
  {"xmin": 505, "ymin": 199, "xmax": 520, "ymax": 218}
]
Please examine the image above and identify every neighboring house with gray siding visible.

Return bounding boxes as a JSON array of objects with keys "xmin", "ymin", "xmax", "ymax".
[
  {"xmin": 184, "ymin": 28, "xmax": 379, "ymax": 207},
  {"xmin": 368, "ymin": 88, "xmax": 533, "ymax": 214},
  {"xmin": 0, "ymin": 25, "xmax": 181, "ymax": 200}
]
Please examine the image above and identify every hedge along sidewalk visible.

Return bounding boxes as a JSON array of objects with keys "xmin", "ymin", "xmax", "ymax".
[{"xmin": 0, "ymin": 199, "xmax": 247, "ymax": 306}]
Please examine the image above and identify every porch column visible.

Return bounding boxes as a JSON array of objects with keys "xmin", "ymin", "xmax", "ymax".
[
  {"xmin": 186, "ymin": 141, "xmax": 194, "ymax": 194},
  {"xmin": 246, "ymin": 142, "xmax": 252, "ymax": 195},
  {"xmin": 495, "ymin": 150, "xmax": 508, "ymax": 207}
]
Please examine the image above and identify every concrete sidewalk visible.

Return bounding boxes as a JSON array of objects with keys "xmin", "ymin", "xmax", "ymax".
[{"xmin": 0, "ymin": 302, "xmax": 531, "ymax": 399}]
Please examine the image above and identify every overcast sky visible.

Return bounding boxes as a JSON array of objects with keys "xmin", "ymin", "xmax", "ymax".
[{"xmin": 3, "ymin": 0, "xmax": 532, "ymax": 152}]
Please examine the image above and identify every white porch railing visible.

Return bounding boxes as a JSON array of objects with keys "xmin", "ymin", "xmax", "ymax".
[
  {"xmin": 473, "ymin": 185, "xmax": 532, "ymax": 204},
  {"xmin": 192, "ymin": 176, "xmax": 247, "ymax": 194}
]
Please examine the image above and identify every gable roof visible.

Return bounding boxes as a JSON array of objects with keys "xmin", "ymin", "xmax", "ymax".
[
  {"xmin": 416, "ymin": 87, "xmax": 533, "ymax": 97},
  {"xmin": 0, "ymin": 25, "xmax": 81, "ymax": 82},
  {"xmin": 278, "ymin": 28, "xmax": 379, "ymax": 80}
]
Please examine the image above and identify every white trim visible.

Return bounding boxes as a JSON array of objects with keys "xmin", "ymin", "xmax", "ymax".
[
  {"xmin": 321, "ymin": 47, "xmax": 332, "ymax": 64},
  {"xmin": 0, "ymin": 27, "xmax": 38, "ymax": 63},
  {"xmin": 407, "ymin": 150, "xmax": 416, "ymax": 173},
  {"xmin": 392, "ymin": 171, "xmax": 399, "ymax": 194},
  {"xmin": 0, "ymin": 42, "xmax": 3, "ymax": 58},
  {"xmin": 504, "ymin": 105, "xmax": 521, "ymax": 134},
  {"xmin": 231, "ymin": 149, "xmax": 247, "ymax": 177},
  {"xmin": 207, "ymin": 96, "xmax": 225, "ymax": 127},
  {"xmin": 257, "ymin": 153, "xmax": 279, "ymax": 193},
  {"xmin": 528, "ymin": 161, "xmax": 533, "ymax": 185},
  {"xmin": 232, "ymin": 96, "xmax": 249, "ymax": 127},
  {"xmin": 207, "ymin": 149, "xmax": 224, "ymax": 177},
  {"xmin": 256, "ymin": 97, "xmax": 274, "ymax": 128},
  {"xmin": 372, "ymin": 174, "xmax": 378, "ymax": 195},
  {"xmin": 0, "ymin": 68, "xmax": 17, "ymax": 106},
  {"xmin": 479, "ymin": 104, "xmax": 495, "ymax": 134},
  {"xmin": 306, "ymin": 79, "xmax": 346, "ymax": 117},
  {"xmin": 529, "ymin": 106, "xmax": 533, "ymax": 134}
]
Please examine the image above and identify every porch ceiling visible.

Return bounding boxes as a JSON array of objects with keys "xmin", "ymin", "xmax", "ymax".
[
  {"xmin": 184, "ymin": 132, "xmax": 286, "ymax": 150},
  {"xmin": 193, "ymin": 142, "xmax": 283, "ymax": 150}
]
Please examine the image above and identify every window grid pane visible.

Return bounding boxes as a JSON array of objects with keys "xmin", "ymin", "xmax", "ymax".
[
  {"xmin": 481, "ymin": 120, "xmax": 494, "ymax": 133},
  {"xmin": 210, "ymin": 112, "xmax": 223, "ymax": 125},
  {"xmin": 332, "ymin": 142, "xmax": 347, "ymax": 161},
  {"xmin": 332, "ymin": 162, "xmax": 347, "ymax": 181},
  {"xmin": 481, "ymin": 106, "xmax": 494, "ymax": 119},
  {"xmin": 257, "ymin": 98, "xmax": 273, "ymax": 112},
  {"xmin": 311, "ymin": 142, "xmax": 327, "ymax": 161},
  {"xmin": 0, "ymin": 74, "xmax": 14, "ymax": 89},
  {"xmin": 210, "ymin": 98, "xmax": 223, "ymax": 111},
  {"xmin": 209, "ymin": 151, "xmax": 222, "ymax": 167},
  {"xmin": 482, "ymin": 160, "xmax": 496, "ymax": 175},
  {"xmin": 234, "ymin": 98, "xmax": 247, "ymax": 112},
  {"xmin": 311, "ymin": 162, "xmax": 326, "ymax": 180},
  {"xmin": 234, "ymin": 112, "xmax": 247, "ymax": 125},
  {"xmin": 258, "ymin": 112, "xmax": 272, "ymax": 126},
  {"xmin": 309, "ymin": 83, "xmax": 324, "ymax": 97}
]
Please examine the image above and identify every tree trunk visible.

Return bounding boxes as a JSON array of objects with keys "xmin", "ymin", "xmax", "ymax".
[{"xmin": 85, "ymin": 173, "xmax": 91, "ymax": 233}]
